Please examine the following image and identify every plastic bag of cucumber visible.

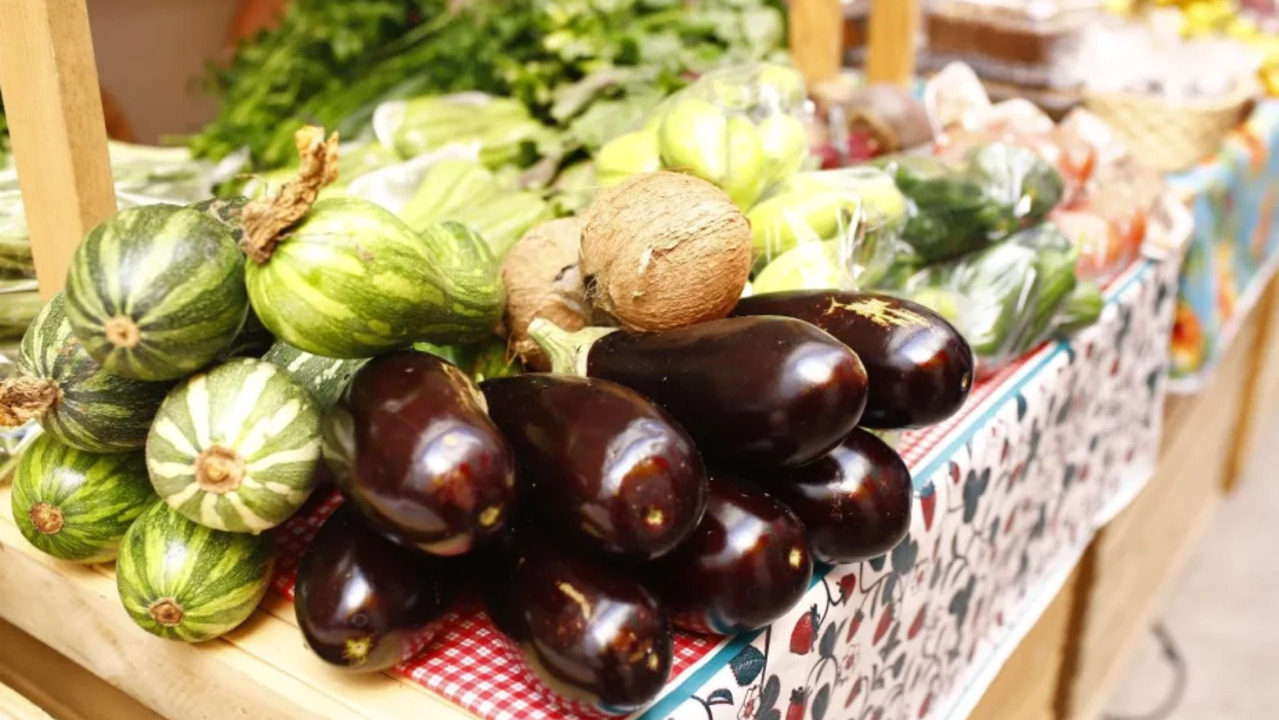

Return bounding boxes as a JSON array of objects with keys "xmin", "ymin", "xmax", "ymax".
[
  {"xmin": 0, "ymin": 126, "xmax": 1101, "ymax": 716},
  {"xmin": 739, "ymin": 141, "xmax": 1105, "ymax": 377}
]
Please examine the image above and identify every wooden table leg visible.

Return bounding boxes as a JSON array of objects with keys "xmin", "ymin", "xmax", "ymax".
[
  {"xmin": 866, "ymin": 0, "xmax": 921, "ymax": 86},
  {"xmin": 0, "ymin": 0, "xmax": 116, "ymax": 298},
  {"xmin": 789, "ymin": 0, "xmax": 844, "ymax": 89},
  {"xmin": 1222, "ymin": 275, "xmax": 1279, "ymax": 493}
]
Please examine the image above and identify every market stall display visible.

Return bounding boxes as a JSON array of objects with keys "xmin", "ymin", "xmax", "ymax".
[{"xmin": 0, "ymin": 2, "xmax": 1245, "ymax": 720}]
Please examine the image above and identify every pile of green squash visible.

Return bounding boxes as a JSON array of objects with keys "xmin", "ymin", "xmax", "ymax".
[{"xmin": 0, "ymin": 167, "xmax": 508, "ymax": 643}]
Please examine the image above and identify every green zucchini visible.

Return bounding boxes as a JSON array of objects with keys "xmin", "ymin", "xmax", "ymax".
[
  {"xmin": 116, "ymin": 502, "xmax": 274, "ymax": 642},
  {"xmin": 11, "ymin": 433, "xmax": 156, "ymax": 563},
  {"xmin": 64, "ymin": 205, "xmax": 249, "ymax": 381},
  {"xmin": 262, "ymin": 340, "xmax": 365, "ymax": 406},
  {"xmin": 189, "ymin": 196, "xmax": 249, "ymax": 241},
  {"xmin": 146, "ymin": 358, "xmax": 322, "ymax": 533},
  {"xmin": 3, "ymin": 294, "xmax": 171, "ymax": 453},
  {"xmin": 243, "ymin": 197, "xmax": 505, "ymax": 359}
]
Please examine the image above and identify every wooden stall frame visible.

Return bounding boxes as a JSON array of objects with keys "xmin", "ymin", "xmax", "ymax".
[{"xmin": 0, "ymin": 0, "xmax": 116, "ymax": 299}]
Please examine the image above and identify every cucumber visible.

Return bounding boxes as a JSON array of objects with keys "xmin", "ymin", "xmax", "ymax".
[
  {"xmin": 116, "ymin": 502, "xmax": 274, "ymax": 642},
  {"xmin": 146, "ymin": 358, "xmax": 322, "ymax": 533},
  {"xmin": 244, "ymin": 197, "xmax": 505, "ymax": 359},
  {"xmin": 11, "ymin": 433, "xmax": 156, "ymax": 563},
  {"xmin": 64, "ymin": 205, "xmax": 249, "ymax": 381},
  {"xmin": 3, "ymin": 294, "xmax": 171, "ymax": 453},
  {"xmin": 1054, "ymin": 281, "xmax": 1105, "ymax": 335},
  {"xmin": 262, "ymin": 340, "xmax": 365, "ymax": 406}
]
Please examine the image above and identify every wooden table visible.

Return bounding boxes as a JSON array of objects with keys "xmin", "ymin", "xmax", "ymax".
[{"xmin": 0, "ymin": 485, "xmax": 479, "ymax": 720}]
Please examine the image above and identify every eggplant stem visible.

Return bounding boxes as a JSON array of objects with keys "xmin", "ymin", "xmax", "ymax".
[{"xmin": 525, "ymin": 319, "xmax": 612, "ymax": 377}]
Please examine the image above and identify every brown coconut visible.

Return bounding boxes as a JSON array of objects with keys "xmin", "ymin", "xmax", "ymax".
[
  {"xmin": 501, "ymin": 217, "xmax": 592, "ymax": 370},
  {"xmin": 580, "ymin": 172, "xmax": 752, "ymax": 332}
]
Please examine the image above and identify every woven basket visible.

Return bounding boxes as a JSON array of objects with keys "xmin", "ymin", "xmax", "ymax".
[{"xmin": 1084, "ymin": 83, "xmax": 1257, "ymax": 173}]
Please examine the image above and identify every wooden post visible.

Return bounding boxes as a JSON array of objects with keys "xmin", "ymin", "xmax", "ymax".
[
  {"xmin": 0, "ymin": 0, "xmax": 115, "ymax": 299},
  {"xmin": 866, "ymin": 0, "xmax": 921, "ymax": 86},
  {"xmin": 789, "ymin": 0, "xmax": 844, "ymax": 89}
]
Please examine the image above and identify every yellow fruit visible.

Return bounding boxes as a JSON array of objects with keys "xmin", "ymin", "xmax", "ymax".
[
  {"xmin": 753, "ymin": 240, "xmax": 852, "ymax": 295},
  {"xmin": 757, "ymin": 114, "xmax": 810, "ymax": 185},
  {"xmin": 658, "ymin": 97, "xmax": 729, "ymax": 182},
  {"xmin": 595, "ymin": 131, "xmax": 662, "ymax": 187},
  {"xmin": 723, "ymin": 116, "xmax": 768, "ymax": 210}
]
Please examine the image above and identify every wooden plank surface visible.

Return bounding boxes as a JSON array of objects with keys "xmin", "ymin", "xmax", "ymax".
[
  {"xmin": 0, "ymin": 0, "xmax": 116, "ymax": 298},
  {"xmin": 866, "ymin": 0, "xmax": 920, "ymax": 86},
  {"xmin": 1225, "ymin": 273, "xmax": 1279, "ymax": 492},
  {"xmin": 0, "ymin": 487, "xmax": 480, "ymax": 720}
]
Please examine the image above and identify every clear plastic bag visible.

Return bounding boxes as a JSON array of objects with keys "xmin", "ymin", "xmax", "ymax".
[
  {"xmin": 872, "ymin": 141, "xmax": 1065, "ymax": 267},
  {"xmin": 895, "ymin": 222, "xmax": 1088, "ymax": 375},
  {"xmin": 924, "ymin": 65, "xmax": 1162, "ymax": 282},
  {"xmin": 593, "ymin": 62, "xmax": 814, "ymax": 210},
  {"xmin": 746, "ymin": 167, "xmax": 912, "ymax": 294}
]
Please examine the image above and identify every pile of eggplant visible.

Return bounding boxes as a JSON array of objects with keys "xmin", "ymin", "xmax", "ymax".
[{"xmin": 294, "ymin": 289, "xmax": 974, "ymax": 712}]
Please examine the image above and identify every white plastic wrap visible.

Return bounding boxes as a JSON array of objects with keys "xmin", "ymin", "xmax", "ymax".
[{"xmin": 594, "ymin": 62, "xmax": 814, "ymax": 210}]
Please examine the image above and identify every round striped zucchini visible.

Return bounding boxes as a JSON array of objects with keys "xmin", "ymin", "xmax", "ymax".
[
  {"xmin": 1, "ymin": 293, "xmax": 172, "ymax": 453},
  {"xmin": 116, "ymin": 501, "xmax": 274, "ymax": 642},
  {"xmin": 190, "ymin": 196, "xmax": 248, "ymax": 241},
  {"xmin": 147, "ymin": 358, "xmax": 322, "ymax": 533},
  {"xmin": 244, "ymin": 199, "xmax": 505, "ymax": 358},
  {"xmin": 261, "ymin": 340, "xmax": 365, "ymax": 406},
  {"xmin": 64, "ymin": 205, "xmax": 249, "ymax": 381},
  {"xmin": 11, "ymin": 433, "xmax": 157, "ymax": 563}
]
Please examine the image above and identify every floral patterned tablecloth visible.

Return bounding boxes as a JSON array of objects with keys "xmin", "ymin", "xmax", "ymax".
[
  {"xmin": 264, "ymin": 254, "xmax": 1181, "ymax": 720},
  {"xmin": 1167, "ymin": 100, "xmax": 1279, "ymax": 392},
  {"xmin": 637, "ymin": 256, "xmax": 1180, "ymax": 720}
]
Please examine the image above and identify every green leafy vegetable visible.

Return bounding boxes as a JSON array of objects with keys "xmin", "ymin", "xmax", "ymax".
[{"xmin": 191, "ymin": 0, "xmax": 787, "ymax": 170}]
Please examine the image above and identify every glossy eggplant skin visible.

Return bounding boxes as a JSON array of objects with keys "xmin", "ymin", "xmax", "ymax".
[
  {"xmin": 586, "ymin": 316, "xmax": 868, "ymax": 468},
  {"xmin": 734, "ymin": 290, "xmax": 974, "ymax": 429},
  {"xmin": 648, "ymin": 475, "xmax": 812, "ymax": 635},
  {"xmin": 323, "ymin": 351, "xmax": 517, "ymax": 556},
  {"xmin": 294, "ymin": 504, "xmax": 457, "ymax": 672},
  {"xmin": 481, "ymin": 374, "xmax": 707, "ymax": 560},
  {"xmin": 483, "ymin": 540, "xmax": 673, "ymax": 712},
  {"xmin": 763, "ymin": 429, "xmax": 913, "ymax": 564}
]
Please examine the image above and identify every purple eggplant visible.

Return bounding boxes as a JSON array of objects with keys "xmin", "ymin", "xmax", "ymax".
[
  {"xmin": 322, "ymin": 351, "xmax": 516, "ymax": 556},
  {"xmin": 482, "ymin": 539, "xmax": 672, "ymax": 711},
  {"xmin": 734, "ymin": 290, "xmax": 974, "ymax": 429},
  {"xmin": 762, "ymin": 429, "xmax": 913, "ymax": 564},
  {"xmin": 481, "ymin": 374, "xmax": 707, "ymax": 560},
  {"xmin": 648, "ymin": 475, "xmax": 812, "ymax": 635},
  {"xmin": 294, "ymin": 504, "xmax": 457, "ymax": 672},
  {"xmin": 527, "ymin": 316, "xmax": 867, "ymax": 469}
]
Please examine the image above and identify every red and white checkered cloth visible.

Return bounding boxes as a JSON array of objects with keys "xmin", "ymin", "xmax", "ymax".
[{"xmin": 269, "ymin": 345, "xmax": 1047, "ymax": 720}]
